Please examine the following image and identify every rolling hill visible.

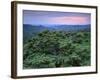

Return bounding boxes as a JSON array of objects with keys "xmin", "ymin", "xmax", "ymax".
[{"xmin": 23, "ymin": 24, "xmax": 90, "ymax": 43}]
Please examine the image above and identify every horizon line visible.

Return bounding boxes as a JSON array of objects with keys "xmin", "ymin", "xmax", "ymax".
[{"xmin": 23, "ymin": 24, "xmax": 91, "ymax": 25}]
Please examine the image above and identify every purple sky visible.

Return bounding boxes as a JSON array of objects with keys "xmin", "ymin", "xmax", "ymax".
[{"xmin": 23, "ymin": 10, "xmax": 91, "ymax": 25}]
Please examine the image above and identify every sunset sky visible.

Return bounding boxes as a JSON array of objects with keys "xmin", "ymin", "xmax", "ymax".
[{"xmin": 23, "ymin": 10, "xmax": 91, "ymax": 25}]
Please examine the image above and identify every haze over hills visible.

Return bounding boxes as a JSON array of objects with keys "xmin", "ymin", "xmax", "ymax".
[
  {"xmin": 23, "ymin": 24, "xmax": 90, "ymax": 43},
  {"xmin": 41, "ymin": 24, "xmax": 90, "ymax": 31}
]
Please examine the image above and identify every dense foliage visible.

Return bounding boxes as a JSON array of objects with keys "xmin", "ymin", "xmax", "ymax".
[{"xmin": 23, "ymin": 30, "xmax": 91, "ymax": 69}]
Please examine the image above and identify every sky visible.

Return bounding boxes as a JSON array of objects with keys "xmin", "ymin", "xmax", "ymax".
[{"xmin": 23, "ymin": 10, "xmax": 91, "ymax": 25}]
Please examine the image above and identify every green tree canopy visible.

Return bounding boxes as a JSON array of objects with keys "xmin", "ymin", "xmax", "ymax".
[{"xmin": 23, "ymin": 30, "xmax": 90, "ymax": 69}]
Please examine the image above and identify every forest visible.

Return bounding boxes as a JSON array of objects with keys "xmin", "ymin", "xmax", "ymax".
[{"xmin": 23, "ymin": 30, "xmax": 91, "ymax": 69}]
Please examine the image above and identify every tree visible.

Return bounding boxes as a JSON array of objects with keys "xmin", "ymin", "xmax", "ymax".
[{"xmin": 23, "ymin": 30, "xmax": 90, "ymax": 69}]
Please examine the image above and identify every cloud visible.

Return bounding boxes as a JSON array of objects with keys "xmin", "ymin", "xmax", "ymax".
[{"xmin": 48, "ymin": 16, "xmax": 90, "ymax": 25}]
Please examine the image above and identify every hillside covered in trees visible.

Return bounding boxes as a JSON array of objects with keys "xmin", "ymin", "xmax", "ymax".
[{"xmin": 23, "ymin": 30, "xmax": 91, "ymax": 69}]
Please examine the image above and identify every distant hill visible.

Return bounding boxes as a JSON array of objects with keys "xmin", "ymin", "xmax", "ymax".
[
  {"xmin": 43, "ymin": 24, "xmax": 90, "ymax": 32},
  {"xmin": 23, "ymin": 24, "xmax": 55, "ymax": 43},
  {"xmin": 23, "ymin": 24, "xmax": 90, "ymax": 43}
]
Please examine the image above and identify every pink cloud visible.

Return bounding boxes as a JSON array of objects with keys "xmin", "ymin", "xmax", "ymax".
[{"xmin": 48, "ymin": 16, "xmax": 90, "ymax": 25}]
